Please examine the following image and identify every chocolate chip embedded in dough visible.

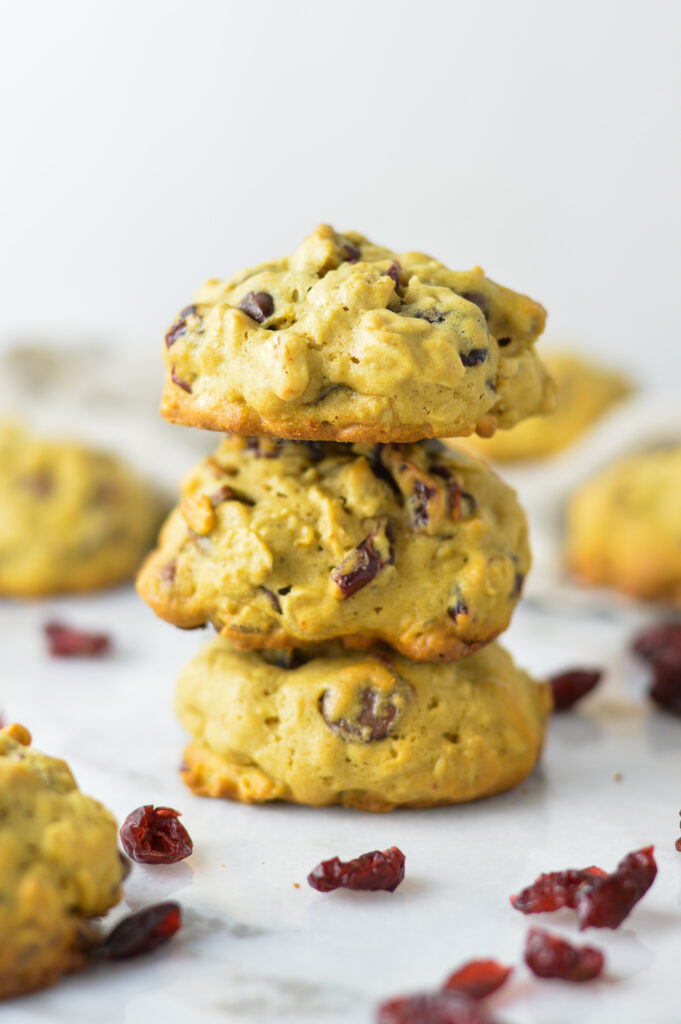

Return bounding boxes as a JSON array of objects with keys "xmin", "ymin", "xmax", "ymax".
[{"xmin": 239, "ymin": 291, "xmax": 274, "ymax": 323}]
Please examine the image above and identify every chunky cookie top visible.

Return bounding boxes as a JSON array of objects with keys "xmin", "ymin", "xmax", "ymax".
[
  {"xmin": 137, "ymin": 435, "xmax": 530, "ymax": 661},
  {"xmin": 0, "ymin": 724, "xmax": 124, "ymax": 923},
  {"xmin": 161, "ymin": 225, "xmax": 553, "ymax": 441}
]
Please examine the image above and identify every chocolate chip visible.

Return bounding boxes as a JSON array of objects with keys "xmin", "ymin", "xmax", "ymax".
[
  {"xmin": 261, "ymin": 587, "xmax": 282, "ymax": 613},
  {"xmin": 498, "ymin": 337, "xmax": 512, "ymax": 347},
  {"xmin": 385, "ymin": 261, "xmax": 401, "ymax": 294},
  {"xmin": 331, "ymin": 522, "xmax": 394, "ymax": 599},
  {"xmin": 170, "ymin": 366, "xmax": 192, "ymax": 393},
  {"xmin": 320, "ymin": 683, "xmax": 406, "ymax": 742},
  {"xmin": 448, "ymin": 596, "xmax": 469, "ymax": 621},
  {"xmin": 512, "ymin": 572, "xmax": 525, "ymax": 598},
  {"xmin": 460, "ymin": 348, "xmax": 488, "ymax": 367},
  {"xmin": 412, "ymin": 479, "xmax": 438, "ymax": 529},
  {"xmin": 239, "ymin": 291, "xmax": 274, "ymax": 323},
  {"xmin": 414, "ymin": 309, "xmax": 446, "ymax": 324},
  {"xmin": 461, "ymin": 290, "xmax": 490, "ymax": 318},
  {"xmin": 277, "ymin": 585, "xmax": 292, "ymax": 596},
  {"xmin": 341, "ymin": 243, "xmax": 360, "ymax": 263}
]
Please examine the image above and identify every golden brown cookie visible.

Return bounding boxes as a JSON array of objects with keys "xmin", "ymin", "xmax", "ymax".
[
  {"xmin": 452, "ymin": 351, "xmax": 632, "ymax": 462},
  {"xmin": 177, "ymin": 638, "xmax": 551, "ymax": 811},
  {"xmin": 160, "ymin": 224, "xmax": 554, "ymax": 442},
  {"xmin": 0, "ymin": 724, "xmax": 125, "ymax": 1000},
  {"xmin": 137, "ymin": 436, "xmax": 530, "ymax": 661},
  {"xmin": 566, "ymin": 445, "xmax": 681, "ymax": 603},
  {"xmin": 0, "ymin": 424, "xmax": 164, "ymax": 596}
]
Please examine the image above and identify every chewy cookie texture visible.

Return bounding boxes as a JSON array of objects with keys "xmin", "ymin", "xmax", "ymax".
[
  {"xmin": 567, "ymin": 445, "xmax": 681, "ymax": 603},
  {"xmin": 0, "ymin": 724, "xmax": 125, "ymax": 1000},
  {"xmin": 161, "ymin": 224, "xmax": 554, "ymax": 442},
  {"xmin": 137, "ymin": 435, "xmax": 530, "ymax": 661},
  {"xmin": 177, "ymin": 638, "xmax": 551, "ymax": 811},
  {"xmin": 0, "ymin": 424, "xmax": 164, "ymax": 596},
  {"xmin": 455, "ymin": 352, "xmax": 632, "ymax": 462}
]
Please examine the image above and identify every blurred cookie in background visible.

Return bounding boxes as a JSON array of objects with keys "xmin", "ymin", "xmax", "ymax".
[
  {"xmin": 0, "ymin": 424, "xmax": 165, "ymax": 596},
  {"xmin": 449, "ymin": 351, "xmax": 632, "ymax": 462},
  {"xmin": 566, "ymin": 444, "xmax": 681, "ymax": 604},
  {"xmin": 0, "ymin": 723, "xmax": 126, "ymax": 999}
]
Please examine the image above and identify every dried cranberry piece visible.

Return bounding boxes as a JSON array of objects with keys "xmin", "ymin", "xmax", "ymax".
[
  {"xmin": 460, "ymin": 349, "xmax": 488, "ymax": 368},
  {"xmin": 448, "ymin": 596, "xmax": 469, "ymax": 622},
  {"xmin": 442, "ymin": 960, "xmax": 512, "ymax": 1000},
  {"xmin": 549, "ymin": 668, "xmax": 602, "ymax": 710},
  {"xmin": 632, "ymin": 621, "xmax": 681, "ymax": 662},
  {"xmin": 165, "ymin": 317, "xmax": 187, "ymax": 348},
  {"xmin": 676, "ymin": 836, "xmax": 681, "ymax": 852},
  {"xmin": 307, "ymin": 846, "xmax": 405, "ymax": 893},
  {"xmin": 378, "ymin": 990, "xmax": 499, "ymax": 1024},
  {"xmin": 340, "ymin": 241, "xmax": 361, "ymax": 263},
  {"xmin": 331, "ymin": 521, "xmax": 394, "ymax": 598},
  {"xmin": 20, "ymin": 470, "xmax": 54, "ymax": 497},
  {"xmin": 120, "ymin": 805, "xmax": 193, "ymax": 865},
  {"xmin": 633, "ymin": 622, "xmax": 681, "ymax": 715},
  {"xmin": 170, "ymin": 366, "xmax": 192, "ymax": 393},
  {"xmin": 239, "ymin": 291, "xmax": 274, "ymax": 323},
  {"xmin": 44, "ymin": 622, "xmax": 110, "ymax": 657},
  {"xmin": 524, "ymin": 927, "xmax": 604, "ymax": 982},
  {"xmin": 461, "ymin": 291, "xmax": 490, "ymax": 318},
  {"xmin": 246, "ymin": 437, "xmax": 283, "ymax": 458},
  {"xmin": 100, "ymin": 902, "xmax": 181, "ymax": 960},
  {"xmin": 511, "ymin": 867, "xmax": 607, "ymax": 914},
  {"xmin": 430, "ymin": 466, "xmax": 463, "ymax": 520},
  {"xmin": 576, "ymin": 846, "xmax": 657, "ymax": 930}
]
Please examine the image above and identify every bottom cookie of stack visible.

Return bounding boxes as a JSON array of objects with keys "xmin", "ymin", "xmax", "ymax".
[{"xmin": 176, "ymin": 639, "xmax": 551, "ymax": 813}]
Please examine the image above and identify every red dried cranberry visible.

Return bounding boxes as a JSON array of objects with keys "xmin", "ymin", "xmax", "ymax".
[
  {"xmin": 632, "ymin": 622, "xmax": 681, "ymax": 715},
  {"xmin": 377, "ymin": 990, "xmax": 499, "ymax": 1024},
  {"xmin": 549, "ymin": 668, "xmax": 602, "ymax": 710},
  {"xmin": 171, "ymin": 366, "xmax": 192, "ymax": 393},
  {"xmin": 100, "ymin": 902, "xmax": 181, "ymax": 960},
  {"xmin": 44, "ymin": 622, "xmax": 110, "ymax": 657},
  {"xmin": 385, "ymin": 261, "xmax": 402, "ymax": 293},
  {"xmin": 307, "ymin": 846, "xmax": 405, "ymax": 893},
  {"xmin": 676, "ymin": 837, "xmax": 681, "ymax": 852},
  {"xmin": 442, "ymin": 960, "xmax": 512, "ymax": 1000},
  {"xmin": 511, "ymin": 867, "xmax": 607, "ymax": 914},
  {"xmin": 120, "ymin": 805, "xmax": 193, "ymax": 865},
  {"xmin": 524, "ymin": 927, "xmax": 604, "ymax": 982},
  {"xmin": 511, "ymin": 846, "xmax": 656, "ymax": 930},
  {"xmin": 576, "ymin": 846, "xmax": 657, "ymax": 930},
  {"xmin": 331, "ymin": 522, "xmax": 394, "ymax": 598}
]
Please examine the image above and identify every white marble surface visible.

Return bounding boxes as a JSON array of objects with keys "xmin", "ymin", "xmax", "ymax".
[{"xmin": 1, "ymin": 388, "xmax": 681, "ymax": 1024}]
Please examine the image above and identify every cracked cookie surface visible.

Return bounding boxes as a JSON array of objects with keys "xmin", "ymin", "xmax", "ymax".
[
  {"xmin": 161, "ymin": 224, "xmax": 554, "ymax": 442},
  {"xmin": 0, "ymin": 425, "xmax": 164, "ymax": 596},
  {"xmin": 567, "ymin": 445, "xmax": 681, "ymax": 603},
  {"xmin": 137, "ymin": 436, "xmax": 530, "ymax": 661},
  {"xmin": 0, "ymin": 724, "xmax": 125, "ymax": 1000},
  {"xmin": 177, "ymin": 638, "xmax": 551, "ymax": 811}
]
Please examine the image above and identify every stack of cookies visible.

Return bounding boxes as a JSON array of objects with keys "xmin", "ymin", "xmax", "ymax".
[{"xmin": 138, "ymin": 225, "xmax": 554, "ymax": 812}]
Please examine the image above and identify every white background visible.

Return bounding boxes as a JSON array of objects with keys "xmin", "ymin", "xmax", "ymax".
[{"xmin": 1, "ymin": 0, "xmax": 680, "ymax": 386}]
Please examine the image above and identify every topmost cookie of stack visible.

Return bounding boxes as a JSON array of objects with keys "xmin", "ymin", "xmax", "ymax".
[{"xmin": 161, "ymin": 225, "xmax": 553, "ymax": 443}]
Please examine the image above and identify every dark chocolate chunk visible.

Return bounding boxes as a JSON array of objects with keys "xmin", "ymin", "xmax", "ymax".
[
  {"xmin": 460, "ymin": 348, "xmax": 488, "ymax": 367},
  {"xmin": 239, "ymin": 291, "xmax": 274, "ymax": 323},
  {"xmin": 461, "ymin": 290, "xmax": 490, "ymax": 318},
  {"xmin": 320, "ymin": 678, "xmax": 408, "ymax": 742}
]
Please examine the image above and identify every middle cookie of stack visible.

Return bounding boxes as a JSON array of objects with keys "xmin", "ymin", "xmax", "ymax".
[{"xmin": 137, "ymin": 436, "xmax": 530, "ymax": 661}]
